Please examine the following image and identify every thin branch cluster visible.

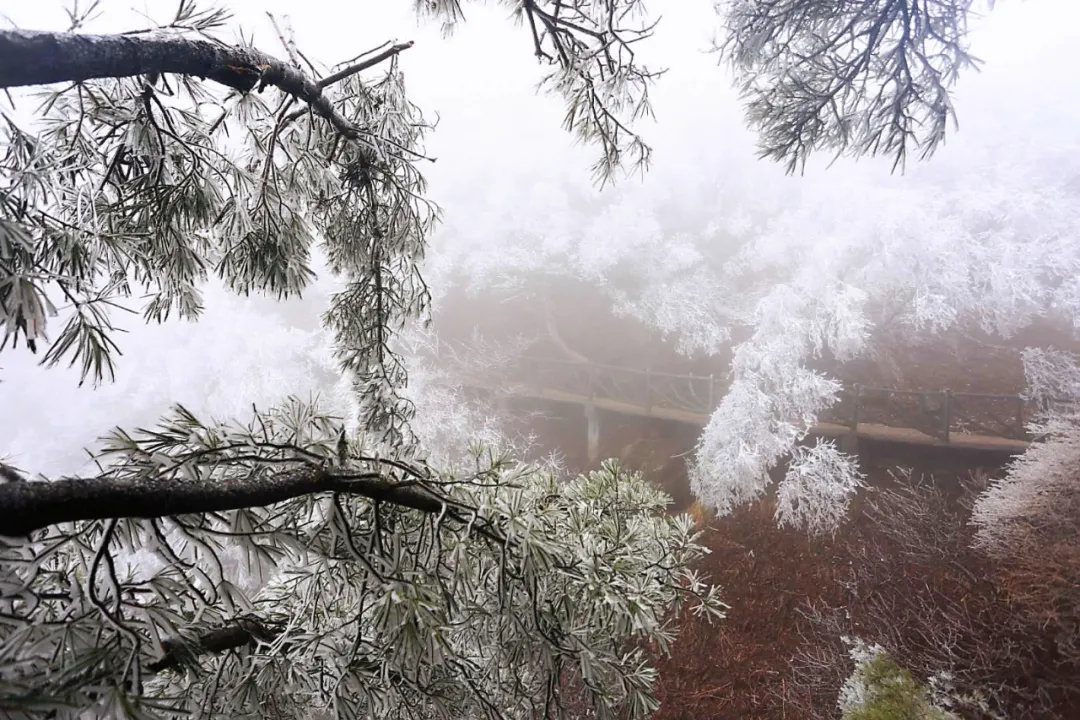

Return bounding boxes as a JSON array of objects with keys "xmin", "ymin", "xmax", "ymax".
[
  {"xmin": 416, "ymin": 0, "xmax": 661, "ymax": 183},
  {"xmin": 716, "ymin": 0, "xmax": 982, "ymax": 172}
]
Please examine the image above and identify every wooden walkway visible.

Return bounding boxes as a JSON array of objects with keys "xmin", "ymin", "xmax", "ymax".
[{"xmin": 466, "ymin": 357, "xmax": 1036, "ymax": 454}]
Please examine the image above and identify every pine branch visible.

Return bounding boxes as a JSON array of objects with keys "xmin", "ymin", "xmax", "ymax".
[
  {"xmin": 147, "ymin": 617, "xmax": 281, "ymax": 673},
  {"xmin": 145, "ymin": 614, "xmax": 405, "ymax": 683},
  {"xmin": 0, "ymin": 29, "xmax": 413, "ymax": 140},
  {"xmin": 0, "ymin": 465, "xmax": 446, "ymax": 536}
]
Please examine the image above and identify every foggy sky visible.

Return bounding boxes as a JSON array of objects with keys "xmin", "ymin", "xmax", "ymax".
[{"xmin": 2, "ymin": 0, "xmax": 1079, "ymax": 478}]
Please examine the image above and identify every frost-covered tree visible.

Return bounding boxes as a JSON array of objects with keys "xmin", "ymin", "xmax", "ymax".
[
  {"xmin": 0, "ymin": 2, "xmax": 730, "ymax": 717},
  {"xmin": 970, "ymin": 350, "xmax": 1080, "ymax": 666},
  {"xmin": 719, "ymin": 0, "xmax": 983, "ymax": 172},
  {"xmin": 1, "ymin": 410, "xmax": 722, "ymax": 718},
  {"xmin": 429, "ymin": 0, "xmax": 1080, "ymax": 534},
  {"xmin": 0, "ymin": 0, "xmax": 1050, "ymax": 713},
  {"xmin": 0, "ymin": 3, "xmax": 430, "ymax": 444}
]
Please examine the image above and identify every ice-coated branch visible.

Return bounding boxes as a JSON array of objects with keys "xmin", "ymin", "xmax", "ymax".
[
  {"xmin": 417, "ymin": 0, "xmax": 659, "ymax": 181},
  {"xmin": 147, "ymin": 617, "xmax": 281, "ymax": 673},
  {"xmin": 0, "ymin": 465, "xmax": 445, "ymax": 537},
  {"xmin": 0, "ymin": 29, "xmax": 413, "ymax": 140},
  {"xmin": 717, "ymin": 0, "xmax": 980, "ymax": 172}
]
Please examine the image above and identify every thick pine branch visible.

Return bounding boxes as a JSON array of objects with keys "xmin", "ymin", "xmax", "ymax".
[
  {"xmin": 145, "ymin": 616, "xmax": 397, "ymax": 677},
  {"xmin": 0, "ymin": 465, "xmax": 445, "ymax": 536},
  {"xmin": 147, "ymin": 617, "xmax": 280, "ymax": 673},
  {"xmin": 0, "ymin": 29, "xmax": 413, "ymax": 139}
]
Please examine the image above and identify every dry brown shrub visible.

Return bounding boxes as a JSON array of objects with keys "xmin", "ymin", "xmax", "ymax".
[
  {"xmin": 843, "ymin": 471, "xmax": 1079, "ymax": 719},
  {"xmin": 989, "ymin": 516, "xmax": 1080, "ymax": 667}
]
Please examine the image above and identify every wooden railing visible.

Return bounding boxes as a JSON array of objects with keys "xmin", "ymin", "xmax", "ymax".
[
  {"xmin": 515, "ymin": 357, "xmax": 718, "ymax": 416},
  {"xmin": 823, "ymin": 385, "xmax": 1030, "ymax": 443},
  {"xmin": 477, "ymin": 356, "xmax": 1045, "ymax": 451}
]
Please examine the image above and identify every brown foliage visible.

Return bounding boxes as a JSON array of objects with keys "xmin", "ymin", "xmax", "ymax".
[
  {"xmin": 995, "ymin": 542, "xmax": 1080, "ymax": 664},
  {"xmin": 985, "ymin": 465, "xmax": 1080, "ymax": 671},
  {"xmin": 786, "ymin": 471, "xmax": 1080, "ymax": 719},
  {"xmin": 648, "ymin": 470, "xmax": 1080, "ymax": 720}
]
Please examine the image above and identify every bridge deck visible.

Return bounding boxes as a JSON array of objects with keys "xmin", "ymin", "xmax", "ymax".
[{"xmin": 474, "ymin": 378, "xmax": 1032, "ymax": 455}]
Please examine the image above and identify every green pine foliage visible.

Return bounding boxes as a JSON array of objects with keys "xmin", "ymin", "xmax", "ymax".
[{"xmin": 841, "ymin": 646, "xmax": 958, "ymax": 720}]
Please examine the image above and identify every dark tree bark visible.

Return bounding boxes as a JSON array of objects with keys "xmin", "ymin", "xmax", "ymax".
[
  {"xmin": 0, "ymin": 466, "xmax": 444, "ymax": 537},
  {"xmin": 146, "ymin": 616, "xmax": 401, "ymax": 680},
  {"xmin": 147, "ymin": 617, "xmax": 281, "ymax": 673},
  {"xmin": 0, "ymin": 29, "xmax": 412, "ymax": 138}
]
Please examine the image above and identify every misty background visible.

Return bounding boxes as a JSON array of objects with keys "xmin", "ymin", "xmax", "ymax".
[{"xmin": 2, "ymin": 0, "xmax": 1078, "ymax": 479}]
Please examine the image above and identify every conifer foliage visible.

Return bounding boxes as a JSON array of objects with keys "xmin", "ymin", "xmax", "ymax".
[{"xmin": 0, "ymin": 2, "xmax": 725, "ymax": 717}]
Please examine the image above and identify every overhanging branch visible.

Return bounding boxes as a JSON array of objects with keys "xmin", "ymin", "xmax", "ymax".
[
  {"xmin": 0, "ymin": 465, "xmax": 446, "ymax": 537},
  {"xmin": 0, "ymin": 29, "xmax": 413, "ymax": 140},
  {"xmin": 147, "ymin": 617, "xmax": 280, "ymax": 673},
  {"xmin": 146, "ymin": 615, "xmax": 402, "ymax": 680}
]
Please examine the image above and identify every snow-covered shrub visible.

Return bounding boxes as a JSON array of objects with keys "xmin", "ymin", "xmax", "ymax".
[
  {"xmin": 1020, "ymin": 347, "xmax": 1080, "ymax": 410},
  {"xmin": 971, "ymin": 397, "xmax": 1080, "ymax": 667},
  {"xmin": 775, "ymin": 440, "xmax": 866, "ymax": 535}
]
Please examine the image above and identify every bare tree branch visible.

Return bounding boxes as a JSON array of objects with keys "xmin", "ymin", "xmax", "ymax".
[
  {"xmin": 545, "ymin": 317, "xmax": 590, "ymax": 365},
  {"xmin": 317, "ymin": 41, "xmax": 414, "ymax": 89}
]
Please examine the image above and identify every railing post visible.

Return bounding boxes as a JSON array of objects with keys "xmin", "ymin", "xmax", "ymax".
[
  {"xmin": 942, "ymin": 390, "xmax": 952, "ymax": 444},
  {"xmin": 587, "ymin": 363, "xmax": 595, "ymax": 401},
  {"xmin": 584, "ymin": 404, "xmax": 600, "ymax": 465},
  {"xmin": 645, "ymin": 368, "xmax": 652, "ymax": 412},
  {"xmin": 851, "ymin": 383, "xmax": 861, "ymax": 431},
  {"xmin": 708, "ymin": 374, "xmax": 715, "ymax": 411},
  {"xmin": 1017, "ymin": 395, "xmax": 1025, "ymax": 438},
  {"xmin": 840, "ymin": 383, "xmax": 862, "ymax": 455}
]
